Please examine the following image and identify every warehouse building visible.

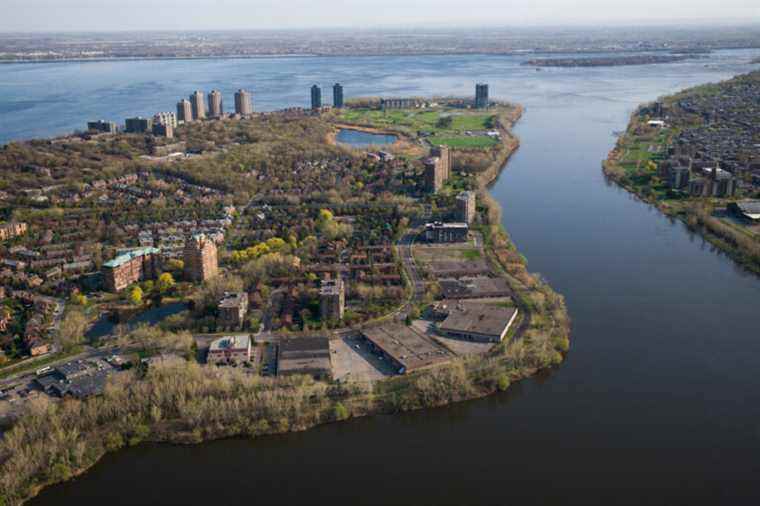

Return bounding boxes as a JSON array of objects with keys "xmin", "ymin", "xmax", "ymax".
[
  {"xmin": 438, "ymin": 301, "xmax": 518, "ymax": 343},
  {"xmin": 277, "ymin": 336, "xmax": 332, "ymax": 380},
  {"xmin": 438, "ymin": 277, "xmax": 511, "ymax": 299},
  {"xmin": 361, "ymin": 324, "xmax": 451, "ymax": 375}
]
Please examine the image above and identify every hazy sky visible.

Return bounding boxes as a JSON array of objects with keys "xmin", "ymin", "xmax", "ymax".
[{"xmin": 2, "ymin": 0, "xmax": 760, "ymax": 32}]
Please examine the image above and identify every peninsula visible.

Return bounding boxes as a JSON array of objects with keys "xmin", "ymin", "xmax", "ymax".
[
  {"xmin": 0, "ymin": 85, "xmax": 570, "ymax": 504},
  {"xmin": 603, "ymin": 71, "xmax": 760, "ymax": 273}
]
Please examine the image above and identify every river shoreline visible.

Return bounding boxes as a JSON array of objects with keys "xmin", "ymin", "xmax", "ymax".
[
  {"xmin": 7, "ymin": 105, "xmax": 570, "ymax": 506},
  {"xmin": 602, "ymin": 103, "xmax": 760, "ymax": 276}
]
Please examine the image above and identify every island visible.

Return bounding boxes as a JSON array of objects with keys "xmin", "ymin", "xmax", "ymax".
[
  {"xmin": 0, "ymin": 88, "xmax": 570, "ymax": 503},
  {"xmin": 603, "ymin": 71, "xmax": 760, "ymax": 273},
  {"xmin": 524, "ymin": 54, "xmax": 695, "ymax": 68}
]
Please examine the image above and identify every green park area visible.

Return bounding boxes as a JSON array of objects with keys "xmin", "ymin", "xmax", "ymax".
[{"xmin": 338, "ymin": 107, "xmax": 499, "ymax": 149}]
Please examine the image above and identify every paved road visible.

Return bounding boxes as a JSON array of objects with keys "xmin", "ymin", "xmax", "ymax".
[
  {"xmin": 0, "ymin": 344, "xmax": 119, "ymax": 391},
  {"xmin": 396, "ymin": 225, "xmax": 425, "ymax": 314}
]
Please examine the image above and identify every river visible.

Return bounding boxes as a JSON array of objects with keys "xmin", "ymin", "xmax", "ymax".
[{"xmin": 2, "ymin": 50, "xmax": 759, "ymax": 505}]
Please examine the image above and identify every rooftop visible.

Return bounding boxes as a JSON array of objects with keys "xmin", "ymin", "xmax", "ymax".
[
  {"xmin": 439, "ymin": 302, "xmax": 518, "ymax": 340},
  {"xmin": 362, "ymin": 324, "xmax": 451, "ymax": 373},
  {"xmin": 439, "ymin": 277, "xmax": 511, "ymax": 299},
  {"xmin": 277, "ymin": 336, "xmax": 332, "ymax": 378},
  {"xmin": 103, "ymin": 247, "xmax": 160, "ymax": 268},
  {"xmin": 209, "ymin": 335, "xmax": 251, "ymax": 352},
  {"xmin": 425, "ymin": 221, "xmax": 469, "ymax": 229},
  {"xmin": 218, "ymin": 292, "xmax": 247, "ymax": 308}
]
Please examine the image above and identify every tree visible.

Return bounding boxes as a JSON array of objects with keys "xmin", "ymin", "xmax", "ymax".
[
  {"xmin": 166, "ymin": 258, "xmax": 184, "ymax": 272},
  {"xmin": 58, "ymin": 309, "xmax": 87, "ymax": 350},
  {"xmin": 157, "ymin": 272, "xmax": 175, "ymax": 293},
  {"xmin": 129, "ymin": 286, "xmax": 143, "ymax": 306},
  {"xmin": 333, "ymin": 402, "xmax": 349, "ymax": 421},
  {"xmin": 69, "ymin": 292, "xmax": 87, "ymax": 306}
]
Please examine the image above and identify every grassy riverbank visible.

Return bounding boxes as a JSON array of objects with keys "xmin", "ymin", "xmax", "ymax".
[
  {"xmin": 602, "ymin": 72, "xmax": 760, "ymax": 274},
  {"xmin": 0, "ymin": 103, "xmax": 570, "ymax": 505},
  {"xmin": 603, "ymin": 110, "xmax": 760, "ymax": 275}
]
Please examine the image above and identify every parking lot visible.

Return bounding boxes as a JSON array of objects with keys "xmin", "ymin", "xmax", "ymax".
[{"xmin": 330, "ymin": 333, "xmax": 396, "ymax": 382}]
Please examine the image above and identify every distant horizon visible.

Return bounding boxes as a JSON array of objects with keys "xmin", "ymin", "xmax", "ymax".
[
  {"xmin": 2, "ymin": 20, "xmax": 760, "ymax": 35},
  {"xmin": 3, "ymin": 0, "xmax": 759, "ymax": 33}
]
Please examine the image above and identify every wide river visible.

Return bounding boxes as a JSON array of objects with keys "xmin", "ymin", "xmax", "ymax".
[{"xmin": 2, "ymin": 51, "xmax": 760, "ymax": 505}]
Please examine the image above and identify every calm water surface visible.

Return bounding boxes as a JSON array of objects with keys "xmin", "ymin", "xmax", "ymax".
[
  {"xmin": 4, "ymin": 51, "xmax": 760, "ymax": 505},
  {"xmin": 336, "ymin": 128, "xmax": 398, "ymax": 148}
]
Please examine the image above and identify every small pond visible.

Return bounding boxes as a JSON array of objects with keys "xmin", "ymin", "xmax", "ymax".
[{"xmin": 336, "ymin": 128, "xmax": 397, "ymax": 148}]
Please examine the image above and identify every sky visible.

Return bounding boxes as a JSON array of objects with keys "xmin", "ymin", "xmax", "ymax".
[{"xmin": 2, "ymin": 0, "xmax": 759, "ymax": 32}]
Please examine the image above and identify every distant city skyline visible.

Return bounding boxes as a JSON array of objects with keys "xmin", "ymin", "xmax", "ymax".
[{"xmin": 2, "ymin": 0, "xmax": 759, "ymax": 32}]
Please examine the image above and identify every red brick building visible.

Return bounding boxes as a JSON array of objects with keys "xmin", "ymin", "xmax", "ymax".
[
  {"xmin": 102, "ymin": 247, "xmax": 161, "ymax": 292},
  {"xmin": 183, "ymin": 234, "xmax": 218, "ymax": 283}
]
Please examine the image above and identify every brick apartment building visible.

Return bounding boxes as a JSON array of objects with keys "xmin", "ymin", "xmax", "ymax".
[
  {"xmin": 183, "ymin": 234, "xmax": 218, "ymax": 282},
  {"xmin": 102, "ymin": 247, "xmax": 161, "ymax": 292}
]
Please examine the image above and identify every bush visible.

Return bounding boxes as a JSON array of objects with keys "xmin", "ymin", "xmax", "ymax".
[
  {"xmin": 333, "ymin": 402, "xmax": 349, "ymax": 421},
  {"xmin": 497, "ymin": 374, "xmax": 510, "ymax": 392}
]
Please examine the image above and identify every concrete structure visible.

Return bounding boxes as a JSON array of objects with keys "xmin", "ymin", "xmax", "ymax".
[
  {"xmin": 208, "ymin": 89, "xmax": 223, "ymax": 118},
  {"xmin": 234, "ymin": 89, "xmax": 253, "ymax": 116},
  {"xmin": 311, "ymin": 84, "xmax": 322, "ymax": 110},
  {"xmin": 431, "ymin": 145, "xmax": 452, "ymax": 180},
  {"xmin": 728, "ymin": 200, "xmax": 760, "ymax": 221},
  {"xmin": 438, "ymin": 277, "xmax": 511, "ymax": 299},
  {"xmin": 456, "ymin": 191, "xmax": 476, "ymax": 224},
  {"xmin": 361, "ymin": 324, "xmax": 451, "ymax": 374},
  {"xmin": 152, "ymin": 112, "xmax": 176, "ymax": 128},
  {"xmin": 670, "ymin": 166, "xmax": 690, "ymax": 189},
  {"xmin": 183, "ymin": 234, "xmax": 218, "ymax": 282},
  {"xmin": 688, "ymin": 166, "xmax": 737, "ymax": 197},
  {"xmin": 333, "ymin": 83, "xmax": 344, "ymax": 108},
  {"xmin": 102, "ymin": 247, "xmax": 161, "ymax": 292},
  {"xmin": 153, "ymin": 112, "xmax": 177, "ymax": 128},
  {"xmin": 475, "ymin": 83, "xmax": 489, "ymax": 109},
  {"xmin": 320, "ymin": 277, "xmax": 345, "ymax": 321},
  {"xmin": 218, "ymin": 292, "xmax": 249, "ymax": 329},
  {"xmin": 277, "ymin": 336, "xmax": 332, "ymax": 379},
  {"xmin": 152, "ymin": 123, "xmax": 173, "ymax": 138},
  {"xmin": 424, "ymin": 157, "xmax": 445, "ymax": 193},
  {"xmin": 124, "ymin": 117, "xmax": 152, "ymax": 134},
  {"xmin": 380, "ymin": 98, "xmax": 423, "ymax": 110},
  {"xmin": 207, "ymin": 335, "xmax": 251, "ymax": 365},
  {"xmin": 438, "ymin": 301, "xmax": 518, "ymax": 343},
  {"xmin": 190, "ymin": 90, "xmax": 206, "ymax": 120},
  {"xmin": 87, "ymin": 120, "xmax": 117, "ymax": 133},
  {"xmin": 177, "ymin": 99, "xmax": 193, "ymax": 123},
  {"xmin": 424, "ymin": 222, "xmax": 469, "ymax": 243},
  {"xmin": 0, "ymin": 222, "xmax": 28, "ymax": 241}
]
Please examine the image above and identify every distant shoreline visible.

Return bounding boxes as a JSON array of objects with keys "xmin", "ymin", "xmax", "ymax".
[{"xmin": 2, "ymin": 46, "xmax": 758, "ymax": 65}]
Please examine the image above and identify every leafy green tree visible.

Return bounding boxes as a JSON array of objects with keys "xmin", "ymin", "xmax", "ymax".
[
  {"xmin": 129, "ymin": 286, "xmax": 143, "ymax": 306},
  {"xmin": 497, "ymin": 374, "xmax": 510, "ymax": 392},
  {"xmin": 333, "ymin": 402, "xmax": 349, "ymax": 421},
  {"xmin": 157, "ymin": 272, "xmax": 175, "ymax": 293}
]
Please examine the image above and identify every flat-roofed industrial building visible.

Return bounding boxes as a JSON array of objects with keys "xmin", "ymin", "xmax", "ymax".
[
  {"xmin": 439, "ymin": 277, "xmax": 511, "ymax": 299},
  {"xmin": 277, "ymin": 336, "xmax": 332, "ymax": 380},
  {"xmin": 361, "ymin": 324, "xmax": 452, "ymax": 375},
  {"xmin": 438, "ymin": 301, "xmax": 518, "ymax": 343}
]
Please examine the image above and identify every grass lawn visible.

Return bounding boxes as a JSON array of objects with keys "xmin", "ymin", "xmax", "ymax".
[
  {"xmin": 461, "ymin": 249, "xmax": 482, "ymax": 260},
  {"xmin": 339, "ymin": 107, "xmax": 497, "ymax": 150},
  {"xmin": 428, "ymin": 136, "xmax": 498, "ymax": 149}
]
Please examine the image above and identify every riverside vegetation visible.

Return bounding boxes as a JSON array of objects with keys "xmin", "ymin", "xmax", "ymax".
[
  {"xmin": 603, "ymin": 72, "xmax": 760, "ymax": 274},
  {"xmin": 0, "ymin": 100, "xmax": 569, "ymax": 505}
]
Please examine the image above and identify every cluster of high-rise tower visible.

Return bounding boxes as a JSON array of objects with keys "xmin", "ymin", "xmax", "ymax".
[
  {"xmin": 176, "ymin": 89, "xmax": 253, "ymax": 123},
  {"xmin": 310, "ymin": 83, "xmax": 344, "ymax": 110}
]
